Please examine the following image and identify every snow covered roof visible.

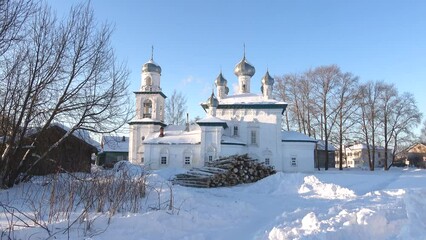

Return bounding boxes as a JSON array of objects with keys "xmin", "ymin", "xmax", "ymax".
[
  {"xmin": 221, "ymin": 135, "xmax": 246, "ymax": 146},
  {"xmin": 219, "ymin": 93, "xmax": 284, "ymax": 105},
  {"xmin": 144, "ymin": 124, "xmax": 201, "ymax": 145},
  {"xmin": 281, "ymin": 131, "xmax": 317, "ymax": 143},
  {"xmin": 316, "ymin": 140, "xmax": 336, "ymax": 151},
  {"xmin": 196, "ymin": 115, "xmax": 228, "ymax": 128},
  {"xmin": 101, "ymin": 135, "xmax": 129, "ymax": 153},
  {"xmin": 201, "ymin": 93, "xmax": 287, "ymax": 114},
  {"xmin": 129, "ymin": 118, "xmax": 167, "ymax": 126},
  {"xmin": 26, "ymin": 123, "xmax": 100, "ymax": 149}
]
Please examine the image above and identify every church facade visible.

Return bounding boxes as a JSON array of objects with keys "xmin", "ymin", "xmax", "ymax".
[{"xmin": 129, "ymin": 52, "xmax": 317, "ymax": 172}]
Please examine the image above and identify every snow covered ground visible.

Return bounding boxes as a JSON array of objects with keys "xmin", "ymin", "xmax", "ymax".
[{"xmin": 2, "ymin": 167, "xmax": 426, "ymax": 239}]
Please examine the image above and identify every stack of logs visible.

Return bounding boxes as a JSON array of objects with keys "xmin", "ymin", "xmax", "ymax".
[{"xmin": 173, "ymin": 154, "xmax": 276, "ymax": 188}]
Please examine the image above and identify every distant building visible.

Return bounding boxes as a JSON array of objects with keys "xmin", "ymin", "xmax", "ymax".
[
  {"xmin": 315, "ymin": 140, "xmax": 336, "ymax": 169},
  {"xmin": 405, "ymin": 143, "xmax": 426, "ymax": 168},
  {"xmin": 336, "ymin": 143, "xmax": 392, "ymax": 168},
  {"xmin": 97, "ymin": 136, "xmax": 129, "ymax": 168},
  {"xmin": 128, "ymin": 51, "xmax": 317, "ymax": 172}
]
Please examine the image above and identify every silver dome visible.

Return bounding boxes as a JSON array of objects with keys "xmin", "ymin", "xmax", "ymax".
[
  {"xmin": 207, "ymin": 92, "xmax": 219, "ymax": 108},
  {"xmin": 215, "ymin": 72, "xmax": 228, "ymax": 86},
  {"xmin": 234, "ymin": 56, "xmax": 255, "ymax": 77},
  {"xmin": 261, "ymin": 71, "xmax": 274, "ymax": 85},
  {"xmin": 142, "ymin": 59, "xmax": 162, "ymax": 74}
]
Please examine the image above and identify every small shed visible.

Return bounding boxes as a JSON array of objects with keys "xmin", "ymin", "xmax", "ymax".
[
  {"xmin": 97, "ymin": 136, "xmax": 129, "ymax": 168},
  {"xmin": 315, "ymin": 140, "xmax": 336, "ymax": 169}
]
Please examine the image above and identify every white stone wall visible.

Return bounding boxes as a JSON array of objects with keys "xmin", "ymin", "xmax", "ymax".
[
  {"xmin": 143, "ymin": 144, "xmax": 202, "ymax": 170},
  {"xmin": 281, "ymin": 142, "xmax": 316, "ymax": 172}
]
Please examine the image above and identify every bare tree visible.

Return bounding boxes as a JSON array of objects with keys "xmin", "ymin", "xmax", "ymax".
[
  {"xmin": 274, "ymin": 75, "xmax": 290, "ymax": 131},
  {"xmin": 334, "ymin": 71, "xmax": 359, "ymax": 170},
  {"xmin": 378, "ymin": 83, "xmax": 398, "ymax": 170},
  {"xmin": 358, "ymin": 81, "xmax": 383, "ymax": 171},
  {"xmin": 165, "ymin": 90, "xmax": 187, "ymax": 125},
  {"xmin": 421, "ymin": 120, "xmax": 426, "ymax": 143},
  {"xmin": 0, "ymin": 1, "xmax": 131, "ymax": 188},
  {"xmin": 385, "ymin": 92, "xmax": 421, "ymax": 169},
  {"xmin": 310, "ymin": 65, "xmax": 340, "ymax": 170}
]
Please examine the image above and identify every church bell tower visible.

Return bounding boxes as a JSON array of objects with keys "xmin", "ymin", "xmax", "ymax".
[{"xmin": 129, "ymin": 47, "xmax": 167, "ymax": 164}]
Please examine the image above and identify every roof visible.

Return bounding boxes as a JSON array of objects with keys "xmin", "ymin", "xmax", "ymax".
[
  {"xmin": 221, "ymin": 135, "xmax": 246, "ymax": 146},
  {"xmin": 143, "ymin": 124, "xmax": 201, "ymax": 145},
  {"xmin": 101, "ymin": 136, "xmax": 129, "ymax": 153},
  {"xmin": 200, "ymin": 93, "xmax": 288, "ymax": 114},
  {"xmin": 219, "ymin": 93, "xmax": 282, "ymax": 105},
  {"xmin": 27, "ymin": 123, "xmax": 100, "ymax": 149},
  {"xmin": 196, "ymin": 115, "xmax": 228, "ymax": 128},
  {"xmin": 347, "ymin": 143, "xmax": 385, "ymax": 151},
  {"xmin": 281, "ymin": 131, "xmax": 317, "ymax": 143},
  {"xmin": 405, "ymin": 142, "xmax": 426, "ymax": 153},
  {"xmin": 316, "ymin": 140, "xmax": 336, "ymax": 151},
  {"xmin": 129, "ymin": 118, "xmax": 167, "ymax": 127}
]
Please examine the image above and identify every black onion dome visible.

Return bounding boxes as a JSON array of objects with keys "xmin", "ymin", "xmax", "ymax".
[
  {"xmin": 207, "ymin": 92, "xmax": 219, "ymax": 108},
  {"xmin": 234, "ymin": 56, "xmax": 255, "ymax": 77},
  {"xmin": 215, "ymin": 72, "xmax": 228, "ymax": 86},
  {"xmin": 261, "ymin": 70, "xmax": 274, "ymax": 85},
  {"xmin": 142, "ymin": 59, "xmax": 162, "ymax": 74}
]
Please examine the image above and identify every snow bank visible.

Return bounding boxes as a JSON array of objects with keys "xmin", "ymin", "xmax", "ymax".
[
  {"xmin": 244, "ymin": 172, "xmax": 306, "ymax": 195},
  {"xmin": 3, "ymin": 168, "xmax": 426, "ymax": 240},
  {"xmin": 298, "ymin": 175, "xmax": 357, "ymax": 200}
]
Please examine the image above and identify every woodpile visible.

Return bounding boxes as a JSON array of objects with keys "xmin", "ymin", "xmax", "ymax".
[{"xmin": 173, "ymin": 154, "xmax": 276, "ymax": 188}]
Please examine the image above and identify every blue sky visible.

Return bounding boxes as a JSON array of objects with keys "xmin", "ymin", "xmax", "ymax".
[{"xmin": 49, "ymin": 0, "xmax": 426, "ymax": 131}]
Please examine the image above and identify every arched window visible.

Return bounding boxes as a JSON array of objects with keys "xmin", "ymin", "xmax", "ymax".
[
  {"xmin": 183, "ymin": 149, "xmax": 192, "ymax": 166},
  {"xmin": 143, "ymin": 99, "xmax": 152, "ymax": 118},
  {"xmin": 206, "ymin": 146, "xmax": 216, "ymax": 162},
  {"xmin": 145, "ymin": 76, "xmax": 152, "ymax": 85},
  {"xmin": 233, "ymin": 126, "xmax": 239, "ymax": 136},
  {"xmin": 160, "ymin": 148, "xmax": 169, "ymax": 165},
  {"xmin": 242, "ymin": 84, "xmax": 246, "ymax": 92},
  {"xmin": 263, "ymin": 149, "xmax": 273, "ymax": 165},
  {"xmin": 144, "ymin": 76, "xmax": 152, "ymax": 91}
]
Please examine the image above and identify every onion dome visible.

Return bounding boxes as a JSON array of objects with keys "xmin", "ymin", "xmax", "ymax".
[
  {"xmin": 215, "ymin": 72, "xmax": 228, "ymax": 86},
  {"xmin": 234, "ymin": 55, "xmax": 255, "ymax": 77},
  {"xmin": 142, "ymin": 59, "xmax": 162, "ymax": 74},
  {"xmin": 206, "ymin": 92, "xmax": 219, "ymax": 108},
  {"xmin": 261, "ymin": 70, "xmax": 274, "ymax": 85}
]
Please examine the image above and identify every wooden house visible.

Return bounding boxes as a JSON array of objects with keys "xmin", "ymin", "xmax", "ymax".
[
  {"xmin": 26, "ymin": 125, "xmax": 99, "ymax": 175},
  {"xmin": 97, "ymin": 136, "xmax": 129, "ymax": 168},
  {"xmin": 406, "ymin": 143, "xmax": 426, "ymax": 168}
]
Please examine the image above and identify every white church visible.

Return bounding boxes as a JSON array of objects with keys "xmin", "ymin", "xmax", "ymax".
[{"xmin": 129, "ymin": 51, "xmax": 317, "ymax": 172}]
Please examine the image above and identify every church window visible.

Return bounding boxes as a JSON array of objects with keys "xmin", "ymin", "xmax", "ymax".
[
  {"xmin": 250, "ymin": 130, "xmax": 257, "ymax": 145},
  {"xmin": 265, "ymin": 158, "xmax": 270, "ymax": 165},
  {"xmin": 206, "ymin": 146, "xmax": 216, "ymax": 162},
  {"xmin": 141, "ymin": 157, "xmax": 144, "ymax": 163},
  {"xmin": 143, "ymin": 99, "xmax": 152, "ymax": 118},
  {"xmin": 233, "ymin": 126, "xmax": 239, "ymax": 136},
  {"xmin": 161, "ymin": 156, "xmax": 167, "ymax": 165},
  {"xmin": 183, "ymin": 149, "xmax": 192, "ymax": 166},
  {"xmin": 184, "ymin": 156, "xmax": 191, "ymax": 165},
  {"xmin": 145, "ymin": 76, "xmax": 152, "ymax": 86},
  {"xmin": 242, "ymin": 84, "xmax": 246, "ymax": 92},
  {"xmin": 291, "ymin": 156, "xmax": 297, "ymax": 167}
]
